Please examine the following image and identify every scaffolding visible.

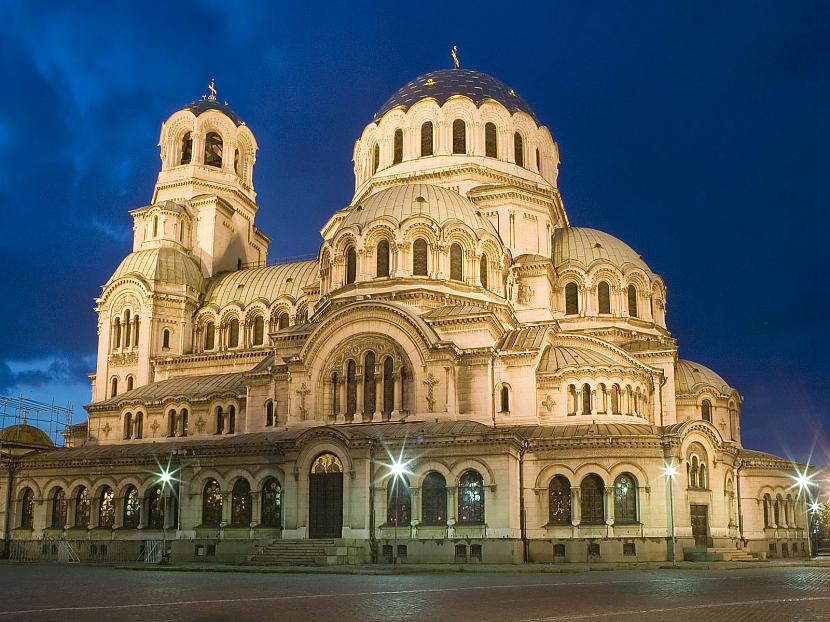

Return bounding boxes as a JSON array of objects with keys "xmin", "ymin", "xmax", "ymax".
[{"xmin": 0, "ymin": 395, "xmax": 73, "ymax": 448}]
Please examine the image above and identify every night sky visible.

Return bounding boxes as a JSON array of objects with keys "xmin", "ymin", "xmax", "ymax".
[{"xmin": 1, "ymin": 2, "xmax": 827, "ymax": 464}]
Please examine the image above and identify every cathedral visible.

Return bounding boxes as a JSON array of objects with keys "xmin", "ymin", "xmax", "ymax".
[{"xmin": 0, "ymin": 64, "xmax": 809, "ymax": 564}]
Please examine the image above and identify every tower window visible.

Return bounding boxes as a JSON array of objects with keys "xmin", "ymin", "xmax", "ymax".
[
  {"xmin": 452, "ymin": 119, "xmax": 466, "ymax": 154},
  {"xmin": 376, "ymin": 240, "xmax": 390, "ymax": 278},
  {"xmin": 514, "ymin": 132, "xmax": 524, "ymax": 167},
  {"xmin": 485, "ymin": 122, "xmax": 497, "ymax": 157},
  {"xmin": 500, "ymin": 385, "xmax": 510, "ymax": 412},
  {"xmin": 180, "ymin": 132, "xmax": 192, "ymax": 165},
  {"xmin": 126, "ymin": 375, "xmax": 134, "ymax": 392},
  {"xmin": 449, "ymin": 243, "xmax": 463, "ymax": 281},
  {"xmin": 393, "ymin": 129, "xmax": 403, "ymax": 164},
  {"xmin": 253, "ymin": 316, "xmax": 264, "ymax": 346},
  {"xmin": 204, "ymin": 132, "xmax": 223, "ymax": 168},
  {"xmin": 204, "ymin": 322, "xmax": 215, "ymax": 350},
  {"xmin": 227, "ymin": 318, "xmax": 239, "ymax": 348},
  {"xmin": 278, "ymin": 313, "xmax": 289, "ymax": 330},
  {"xmin": 162, "ymin": 328, "xmax": 170, "ymax": 349},
  {"xmin": 565, "ymin": 282, "xmax": 579, "ymax": 315},
  {"xmin": 701, "ymin": 399, "xmax": 712, "ymax": 423},
  {"xmin": 479, "ymin": 254, "xmax": 488, "ymax": 289},
  {"xmin": 627, "ymin": 284, "xmax": 638, "ymax": 317},
  {"xmin": 536, "ymin": 148, "xmax": 541, "ymax": 172},
  {"xmin": 234, "ymin": 148, "xmax": 241, "ymax": 175},
  {"xmin": 420, "ymin": 121, "xmax": 433, "ymax": 157},
  {"xmin": 110, "ymin": 376, "xmax": 118, "ymax": 398},
  {"xmin": 598, "ymin": 281, "xmax": 611, "ymax": 314},
  {"xmin": 412, "ymin": 238, "xmax": 428, "ymax": 276},
  {"xmin": 345, "ymin": 246, "xmax": 357, "ymax": 284}
]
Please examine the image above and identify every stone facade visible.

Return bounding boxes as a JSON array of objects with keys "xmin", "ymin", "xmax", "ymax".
[{"xmin": 0, "ymin": 68, "xmax": 809, "ymax": 564}]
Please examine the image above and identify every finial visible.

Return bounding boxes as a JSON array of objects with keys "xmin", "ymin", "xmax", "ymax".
[
  {"xmin": 207, "ymin": 79, "xmax": 217, "ymax": 101},
  {"xmin": 451, "ymin": 45, "xmax": 460, "ymax": 69}
]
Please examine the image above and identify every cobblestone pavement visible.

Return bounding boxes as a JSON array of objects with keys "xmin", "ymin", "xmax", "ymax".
[{"xmin": 0, "ymin": 564, "xmax": 828, "ymax": 621}]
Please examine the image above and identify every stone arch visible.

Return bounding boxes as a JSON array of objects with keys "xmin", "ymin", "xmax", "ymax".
[
  {"xmin": 534, "ymin": 464, "xmax": 577, "ymax": 490},
  {"xmin": 448, "ymin": 458, "xmax": 496, "ymax": 486}
]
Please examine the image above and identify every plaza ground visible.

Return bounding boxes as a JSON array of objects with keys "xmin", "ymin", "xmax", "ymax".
[{"xmin": 0, "ymin": 564, "xmax": 829, "ymax": 621}]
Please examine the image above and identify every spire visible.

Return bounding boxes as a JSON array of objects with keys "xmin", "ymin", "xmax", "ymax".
[{"xmin": 451, "ymin": 45, "xmax": 460, "ymax": 69}]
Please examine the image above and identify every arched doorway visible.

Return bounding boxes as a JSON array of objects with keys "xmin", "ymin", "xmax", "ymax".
[{"xmin": 308, "ymin": 453, "xmax": 344, "ymax": 538}]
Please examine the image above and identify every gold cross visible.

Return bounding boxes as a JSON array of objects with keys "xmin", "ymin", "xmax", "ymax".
[
  {"xmin": 207, "ymin": 79, "xmax": 217, "ymax": 101},
  {"xmin": 451, "ymin": 45, "xmax": 460, "ymax": 69}
]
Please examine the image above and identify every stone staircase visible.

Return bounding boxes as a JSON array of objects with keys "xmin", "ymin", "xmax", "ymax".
[
  {"xmin": 684, "ymin": 546, "xmax": 757, "ymax": 562},
  {"xmin": 245, "ymin": 539, "xmax": 366, "ymax": 566}
]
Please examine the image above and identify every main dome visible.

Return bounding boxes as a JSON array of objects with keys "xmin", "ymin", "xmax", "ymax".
[
  {"xmin": 373, "ymin": 68, "xmax": 537, "ymax": 123},
  {"xmin": 339, "ymin": 184, "xmax": 499, "ymax": 238}
]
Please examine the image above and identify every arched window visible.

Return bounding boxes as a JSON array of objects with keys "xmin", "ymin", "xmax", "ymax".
[
  {"xmin": 598, "ymin": 281, "xmax": 611, "ymax": 314},
  {"xmin": 278, "ymin": 313, "xmax": 289, "ymax": 330},
  {"xmin": 346, "ymin": 359, "xmax": 357, "ymax": 418},
  {"xmin": 500, "ymin": 385, "xmax": 510, "ymax": 412},
  {"xmin": 123, "ymin": 412, "xmax": 133, "ymax": 440},
  {"xmin": 627, "ymin": 284, "xmax": 638, "ymax": 317},
  {"xmin": 123, "ymin": 310, "xmax": 132, "ymax": 347},
  {"xmin": 110, "ymin": 376, "xmax": 118, "ymax": 398},
  {"xmin": 234, "ymin": 148, "xmax": 241, "ymax": 175},
  {"xmin": 331, "ymin": 372, "xmax": 339, "ymax": 417},
  {"xmin": 231, "ymin": 479, "xmax": 252, "ymax": 527},
  {"xmin": 412, "ymin": 238, "xmax": 428, "ymax": 276},
  {"xmin": 153, "ymin": 216, "xmax": 158, "ymax": 237},
  {"xmin": 113, "ymin": 317, "xmax": 121, "ymax": 349},
  {"xmin": 204, "ymin": 322, "xmax": 215, "ymax": 350},
  {"xmin": 701, "ymin": 399, "xmax": 712, "ymax": 423},
  {"xmin": 202, "ymin": 480, "xmax": 222, "ymax": 527},
  {"xmin": 372, "ymin": 143, "xmax": 380, "ymax": 174},
  {"xmin": 265, "ymin": 400, "xmax": 274, "ymax": 426},
  {"xmin": 19, "ymin": 488, "xmax": 34, "ymax": 529},
  {"xmin": 565, "ymin": 282, "xmax": 579, "ymax": 315},
  {"xmin": 215, "ymin": 406, "xmax": 224, "ymax": 434},
  {"xmin": 485, "ymin": 122, "xmax": 498, "ymax": 157},
  {"xmin": 383, "ymin": 356, "xmax": 394, "ymax": 415},
  {"xmin": 252, "ymin": 316, "xmax": 264, "ymax": 346},
  {"xmin": 126, "ymin": 376, "xmax": 134, "ymax": 392},
  {"xmin": 345, "ymin": 246, "xmax": 357, "ymax": 284},
  {"xmin": 227, "ymin": 319, "xmax": 239, "ymax": 348},
  {"xmin": 514, "ymin": 132, "xmax": 524, "ymax": 167},
  {"xmin": 536, "ymin": 148, "xmax": 541, "ymax": 172},
  {"xmin": 50, "ymin": 488, "xmax": 67, "ymax": 529},
  {"xmin": 610, "ymin": 385, "xmax": 621, "ymax": 414},
  {"xmin": 452, "ymin": 119, "xmax": 466, "ymax": 154},
  {"xmin": 364, "ymin": 351, "xmax": 376, "ymax": 418},
  {"xmin": 261, "ymin": 478, "xmax": 282, "ymax": 527},
  {"xmin": 582, "ymin": 384, "xmax": 592, "ymax": 415},
  {"xmin": 162, "ymin": 328, "xmax": 170, "ymax": 349},
  {"xmin": 580, "ymin": 475, "xmax": 605, "ymax": 524},
  {"xmin": 123, "ymin": 486, "xmax": 140, "ymax": 528},
  {"xmin": 457, "ymin": 470, "xmax": 484, "ymax": 524},
  {"xmin": 479, "ymin": 254, "xmax": 488, "ymax": 289},
  {"xmin": 376, "ymin": 240, "xmax": 390, "ymax": 278},
  {"xmin": 204, "ymin": 132, "xmax": 223, "ymax": 167},
  {"xmin": 614, "ymin": 474, "xmax": 638, "ymax": 523},
  {"xmin": 146, "ymin": 485, "xmax": 164, "ymax": 529},
  {"xmin": 774, "ymin": 496, "xmax": 781, "ymax": 526},
  {"xmin": 75, "ymin": 487, "xmax": 90, "ymax": 528},
  {"xmin": 99, "ymin": 487, "xmax": 115, "ymax": 528},
  {"xmin": 393, "ymin": 129, "xmax": 403, "ymax": 164},
  {"xmin": 133, "ymin": 314, "xmax": 140, "ymax": 347},
  {"xmin": 387, "ymin": 474, "xmax": 410, "ymax": 525},
  {"xmin": 227, "ymin": 405, "xmax": 236, "ymax": 434},
  {"xmin": 134, "ymin": 412, "xmax": 143, "ymax": 439},
  {"xmin": 548, "ymin": 476, "xmax": 572, "ymax": 525},
  {"xmin": 449, "ymin": 243, "xmax": 463, "ymax": 281},
  {"xmin": 763, "ymin": 494, "xmax": 772, "ymax": 527},
  {"xmin": 421, "ymin": 472, "xmax": 447, "ymax": 524},
  {"xmin": 420, "ymin": 121, "xmax": 433, "ymax": 156},
  {"xmin": 180, "ymin": 132, "xmax": 192, "ymax": 165}
]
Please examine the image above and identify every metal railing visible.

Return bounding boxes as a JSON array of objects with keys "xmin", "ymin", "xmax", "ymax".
[{"xmin": 8, "ymin": 538, "xmax": 163, "ymax": 563}]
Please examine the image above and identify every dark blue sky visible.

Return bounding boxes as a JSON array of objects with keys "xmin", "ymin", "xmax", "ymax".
[{"xmin": 1, "ymin": 1, "xmax": 827, "ymax": 464}]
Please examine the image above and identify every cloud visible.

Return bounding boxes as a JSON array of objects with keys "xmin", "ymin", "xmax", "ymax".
[{"xmin": 0, "ymin": 356, "xmax": 95, "ymax": 393}]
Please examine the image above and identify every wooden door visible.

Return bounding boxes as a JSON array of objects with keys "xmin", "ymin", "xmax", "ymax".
[
  {"xmin": 309, "ymin": 472, "xmax": 343, "ymax": 539},
  {"xmin": 690, "ymin": 504, "xmax": 709, "ymax": 547}
]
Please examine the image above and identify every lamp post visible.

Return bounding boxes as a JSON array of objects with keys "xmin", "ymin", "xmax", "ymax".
[
  {"xmin": 388, "ymin": 459, "xmax": 406, "ymax": 566},
  {"xmin": 809, "ymin": 500, "xmax": 821, "ymax": 557},
  {"xmin": 664, "ymin": 462, "xmax": 678, "ymax": 564},
  {"xmin": 157, "ymin": 467, "xmax": 174, "ymax": 565},
  {"xmin": 794, "ymin": 470, "xmax": 816, "ymax": 558}
]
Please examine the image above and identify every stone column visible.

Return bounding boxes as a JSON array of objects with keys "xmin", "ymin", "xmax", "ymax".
[
  {"xmin": 355, "ymin": 372, "xmax": 364, "ymax": 422},
  {"xmin": 250, "ymin": 490, "xmax": 261, "ymax": 528},
  {"xmin": 571, "ymin": 487, "xmax": 581, "ymax": 526},
  {"xmin": 391, "ymin": 371, "xmax": 402, "ymax": 420},
  {"xmin": 605, "ymin": 486, "xmax": 615, "ymax": 526},
  {"xmin": 374, "ymin": 374, "xmax": 383, "ymax": 420}
]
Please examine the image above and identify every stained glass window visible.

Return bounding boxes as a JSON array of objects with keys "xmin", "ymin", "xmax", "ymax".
[
  {"xmin": 387, "ymin": 474, "xmax": 410, "ymax": 525},
  {"xmin": 393, "ymin": 129, "xmax": 403, "ymax": 164},
  {"xmin": 261, "ymin": 478, "xmax": 282, "ymax": 527},
  {"xmin": 231, "ymin": 479, "xmax": 252, "ymax": 527},
  {"xmin": 452, "ymin": 119, "xmax": 466, "ymax": 154},
  {"xmin": 123, "ymin": 486, "xmax": 140, "ymax": 528},
  {"xmin": 51, "ymin": 488, "xmax": 67, "ymax": 529},
  {"xmin": 20, "ymin": 488, "xmax": 34, "ymax": 529},
  {"xmin": 548, "ymin": 476, "xmax": 571, "ymax": 525},
  {"xmin": 99, "ymin": 487, "xmax": 115, "ymax": 528},
  {"xmin": 598, "ymin": 281, "xmax": 611, "ymax": 314},
  {"xmin": 202, "ymin": 480, "xmax": 222, "ymax": 527},
  {"xmin": 580, "ymin": 475, "xmax": 604, "ymax": 525},
  {"xmin": 450, "ymin": 243, "xmax": 463, "ymax": 281},
  {"xmin": 422, "ymin": 472, "xmax": 447, "ymax": 524},
  {"xmin": 311, "ymin": 453, "xmax": 343, "ymax": 474},
  {"xmin": 614, "ymin": 474, "xmax": 637, "ymax": 523},
  {"xmin": 147, "ymin": 485, "xmax": 164, "ymax": 529},
  {"xmin": 75, "ymin": 487, "xmax": 90, "ymax": 528},
  {"xmin": 458, "ymin": 470, "xmax": 484, "ymax": 524},
  {"xmin": 485, "ymin": 122, "xmax": 497, "ymax": 158},
  {"xmin": 412, "ymin": 238, "xmax": 428, "ymax": 276}
]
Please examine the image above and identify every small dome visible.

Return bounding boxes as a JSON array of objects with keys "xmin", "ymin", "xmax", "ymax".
[
  {"xmin": 675, "ymin": 359, "xmax": 734, "ymax": 395},
  {"xmin": 538, "ymin": 345, "xmax": 623, "ymax": 372},
  {"xmin": 106, "ymin": 247, "xmax": 204, "ymax": 291},
  {"xmin": 553, "ymin": 227, "xmax": 652, "ymax": 274},
  {"xmin": 0, "ymin": 423, "xmax": 54, "ymax": 448},
  {"xmin": 374, "ymin": 68, "xmax": 537, "ymax": 123},
  {"xmin": 203, "ymin": 260, "xmax": 318, "ymax": 308},
  {"xmin": 339, "ymin": 184, "xmax": 499, "ymax": 239},
  {"xmin": 181, "ymin": 98, "xmax": 244, "ymax": 127}
]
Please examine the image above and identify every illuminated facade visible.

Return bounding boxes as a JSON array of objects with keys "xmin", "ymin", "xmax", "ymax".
[{"xmin": 0, "ymin": 69, "xmax": 809, "ymax": 564}]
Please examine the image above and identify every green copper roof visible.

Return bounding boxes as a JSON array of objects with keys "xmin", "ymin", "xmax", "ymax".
[
  {"xmin": 106, "ymin": 247, "xmax": 204, "ymax": 290},
  {"xmin": 203, "ymin": 260, "xmax": 318, "ymax": 308},
  {"xmin": 0, "ymin": 423, "xmax": 54, "ymax": 448},
  {"xmin": 92, "ymin": 372, "xmax": 247, "ymax": 408},
  {"xmin": 675, "ymin": 359, "xmax": 734, "ymax": 394},
  {"xmin": 538, "ymin": 345, "xmax": 620, "ymax": 372},
  {"xmin": 553, "ymin": 227, "xmax": 651, "ymax": 273},
  {"xmin": 339, "ymin": 184, "xmax": 499, "ymax": 239}
]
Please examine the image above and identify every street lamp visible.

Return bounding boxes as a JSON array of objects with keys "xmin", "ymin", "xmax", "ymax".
[
  {"xmin": 388, "ymin": 458, "xmax": 407, "ymax": 566},
  {"xmin": 156, "ymin": 466, "xmax": 174, "ymax": 565},
  {"xmin": 663, "ymin": 461, "xmax": 678, "ymax": 564},
  {"xmin": 793, "ymin": 467, "xmax": 816, "ymax": 557}
]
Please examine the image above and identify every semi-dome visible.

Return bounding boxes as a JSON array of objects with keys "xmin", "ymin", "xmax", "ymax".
[
  {"xmin": 374, "ymin": 68, "xmax": 537, "ymax": 123},
  {"xmin": 106, "ymin": 247, "xmax": 204, "ymax": 291},
  {"xmin": 675, "ymin": 359, "xmax": 734, "ymax": 395},
  {"xmin": 0, "ymin": 423, "xmax": 54, "ymax": 449},
  {"xmin": 181, "ymin": 98, "xmax": 244, "ymax": 127},
  {"xmin": 553, "ymin": 227, "xmax": 652, "ymax": 274},
  {"xmin": 338, "ymin": 184, "xmax": 499, "ymax": 238}
]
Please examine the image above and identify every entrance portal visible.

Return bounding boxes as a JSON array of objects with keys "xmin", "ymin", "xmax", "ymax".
[
  {"xmin": 690, "ymin": 504, "xmax": 709, "ymax": 547},
  {"xmin": 308, "ymin": 453, "xmax": 344, "ymax": 539}
]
